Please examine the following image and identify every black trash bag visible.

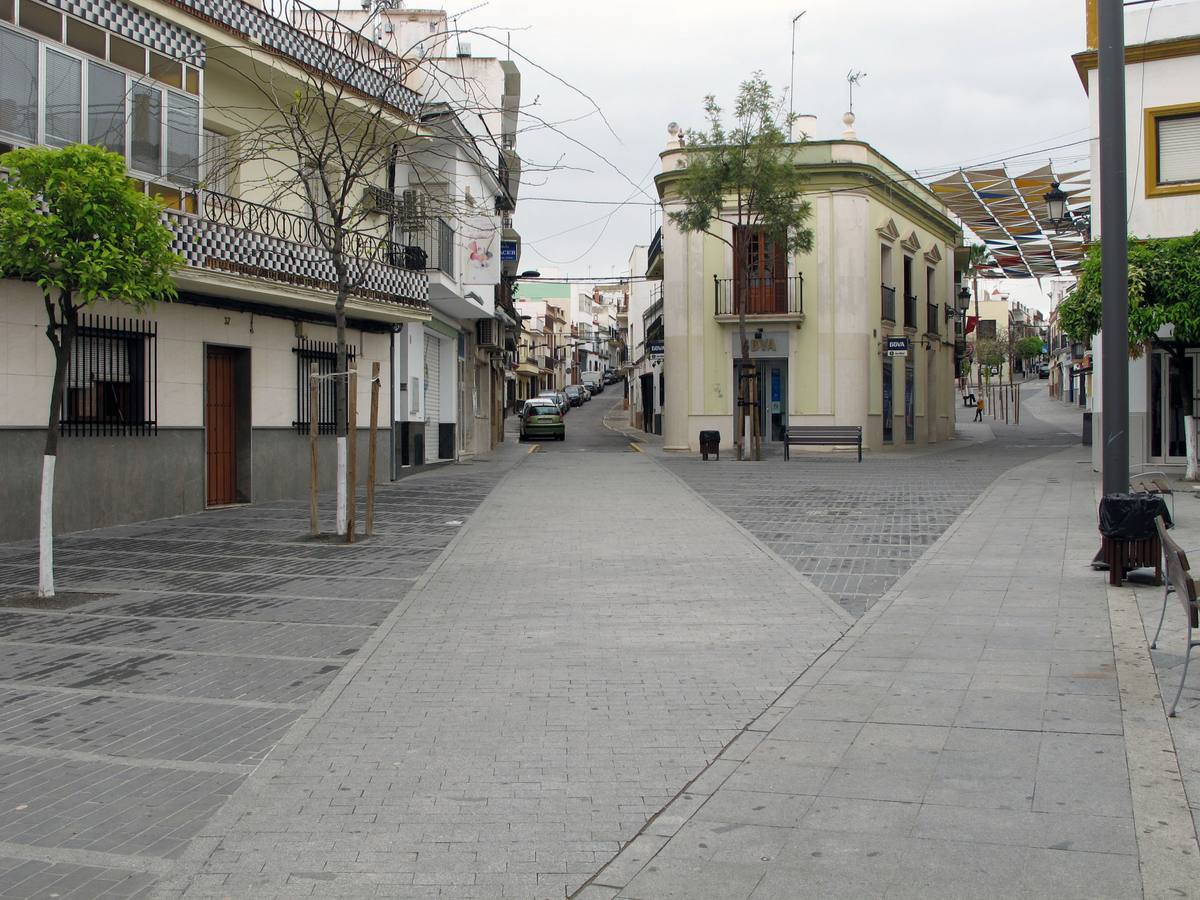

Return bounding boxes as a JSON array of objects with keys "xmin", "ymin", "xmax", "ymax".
[{"xmin": 1098, "ymin": 493, "xmax": 1171, "ymax": 539}]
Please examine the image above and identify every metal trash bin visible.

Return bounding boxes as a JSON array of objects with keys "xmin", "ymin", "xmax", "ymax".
[{"xmin": 699, "ymin": 430, "xmax": 720, "ymax": 461}]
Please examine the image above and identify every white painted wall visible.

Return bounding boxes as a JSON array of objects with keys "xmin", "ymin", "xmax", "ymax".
[{"xmin": 1, "ymin": 281, "xmax": 387, "ymax": 430}]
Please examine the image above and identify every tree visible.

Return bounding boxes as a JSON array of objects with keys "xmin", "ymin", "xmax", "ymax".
[
  {"xmin": 205, "ymin": 9, "xmax": 509, "ymax": 534},
  {"xmin": 1015, "ymin": 335, "xmax": 1044, "ymax": 363},
  {"xmin": 668, "ymin": 72, "xmax": 813, "ymax": 461},
  {"xmin": 1057, "ymin": 231, "xmax": 1200, "ymax": 355},
  {"xmin": 974, "ymin": 337, "xmax": 1009, "ymax": 376},
  {"xmin": 0, "ymin": 145, "xmax": 180, "ymax": 597}
]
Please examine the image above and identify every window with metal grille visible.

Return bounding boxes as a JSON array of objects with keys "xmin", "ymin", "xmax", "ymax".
[
  {"xmin": 60, "ymin": 314, "xmax": 157, "ymax": 436},
  {"xmin": 293, "ymin": 338, "xmax": 355, "ymax": 434}
]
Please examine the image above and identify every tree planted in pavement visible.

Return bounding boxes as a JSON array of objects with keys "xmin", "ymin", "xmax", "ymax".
[
  {"xmin": 668, "ymin": 72, "xmax": 813, "ymax": 461},
  {"xmin": 0, "ymin": 144, "xmax": 180, "ymax": 596}
]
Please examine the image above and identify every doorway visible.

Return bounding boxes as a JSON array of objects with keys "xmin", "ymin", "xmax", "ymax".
[
  {"xmin": 753, "ymin": 359, "xmax": 787, "ymax": 442},
  {"xmin": 1150, "ymin": 350, "xmax": 1195, "ymax": 462},
  {"xmin": 640, "ymin": 373, "xmax": 655, "ymax": 433},
  {"xmin": 205, "ymin": 345, "xmax": 250, "ymax": 506}
]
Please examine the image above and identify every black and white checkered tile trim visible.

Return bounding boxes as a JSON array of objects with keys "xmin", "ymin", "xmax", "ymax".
[
  {"xmin": 165, "ymin": 211, "xmax": 429, "ymax": 306},
  {"xmin": 165, "ymin": 0, "xmax": 417, "ymax": 116},
  {"xmin": 43, "ymin": 0, "xmax": 204, "ymax": 65}
]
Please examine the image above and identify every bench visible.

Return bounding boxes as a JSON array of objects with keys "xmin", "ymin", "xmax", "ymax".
[
  {"xmin": 1152, "ymin": 517, "xmax": 1199, "ymax": 716},
  {"xmin": 783, "ymin": 425, "xmax": 862, "ymax": 462}
]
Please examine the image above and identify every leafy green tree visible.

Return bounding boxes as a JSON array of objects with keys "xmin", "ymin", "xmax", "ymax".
[
  {"xmin": 1057, "ymin": 231, "xmax": 1200, "ymax": 357},
  {"xmin": 668, "ymin": 72, "xmax": 813, "ymax": 460},
  {"xmin": 975, "ymin": 338, "xmax": 1008, "ymax": 371},
  {"xmin": 1015, "ymin": 335, "xmax": 1044, "ymax": 361},
  {"xmin": 0, "ymin": 145, "xmax": 180, "ymax": 597}
]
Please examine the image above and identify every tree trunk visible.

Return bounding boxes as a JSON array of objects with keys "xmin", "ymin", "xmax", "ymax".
[
  {"xmin": 1186, "ymin": 415, "xmax": 1199, "ymax": 482},
  {"xmin": 39, "ymin": 293, "xmax": 77, "ymax": 598},
  {"xmin": 334, "ymin": 290, "xmax": 348, "ymax": 536}
]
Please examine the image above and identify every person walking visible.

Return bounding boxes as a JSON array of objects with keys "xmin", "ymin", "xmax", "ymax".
[{"xmin": 974, "ymin": 395, "xmax": 985, "ymax": 422}]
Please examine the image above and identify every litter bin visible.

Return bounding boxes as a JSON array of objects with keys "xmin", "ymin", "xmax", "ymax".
[
  {"xmin": 1082, "ymin": 411, "xmax": 1092, "ymax": 446},
  {"xmin": 699, "ymin": 430, "xmax": 720, "ymax": 461},
  {"xmin": 1098, "ymin": 493, "xmax": 1169, "ymax": 586}
]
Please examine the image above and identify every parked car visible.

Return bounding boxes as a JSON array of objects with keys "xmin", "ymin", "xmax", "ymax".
[
  {"xmin": 1038, "ymin": 363, "xmax": 1050, "ymax": 379},
  {"xmin": 564, "ymin": 385, "xmax": 587, "ymax": 406},
  {"xmin": 581, "ymin": 372, "xmax": 604, "ymax": 394},
  {"xmin": 602, "ymin": 370, "xmax": 619, "ymax": 385},
  {"xmin": 537, "ymin": 390, "xmax": 569, "ymax": 415},
  {"xmin": 519, "ymin": 400, "xmax": 565, "ymax": 442}
]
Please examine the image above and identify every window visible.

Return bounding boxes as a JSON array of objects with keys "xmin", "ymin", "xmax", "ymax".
[
  {"xmin": 166, "ymin": 91, "xmax": 199, "ymax": 184},
  {"xmin": 87, "ymin": 61, "xmax": 124, "ymax": 155},
  {"xmin": 1146, "ymin": 104, "xmax": 1200, "ymax": 197},
  {"xmin": 60, "ymin": 314, "xmax": 157, "ymax": 436},
  {"xmin": 293, "ymin": 338, "xmax": 354, "ymax": 434},
  {"xmin": 130, "ymin": 82, "xmax": 161, "ymax": 174},
  {"xmin": 882, "ymin": 360, "xmax": 893, "ymax": 443},
  {"xmin": 0, "ymin": 26, "xmax": 38, "ymax": 141},
  {"xmin": 19, "ymin": 0, "xmax": 59, "ymax": 41},
  {"xmin": 43, "ymin": 48, "xmax": 80, "ymax": 146},
  {"xmin": 65, "ymin": 17, "xmax": 103, "ymax": 57},
  {"xmin": 202, "ymin": 128, "xmax": 235, "ymax": 194}
]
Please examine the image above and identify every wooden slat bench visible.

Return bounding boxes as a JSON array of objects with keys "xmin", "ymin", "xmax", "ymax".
[{"xmin": 782, "ymin": 425, "xmax": 862, "ymax": 462}]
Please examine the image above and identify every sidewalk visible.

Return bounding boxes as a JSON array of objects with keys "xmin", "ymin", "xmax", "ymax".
[{"xmin": 579, "ymin": 447, "xmax": 1200, "ymax": 899}]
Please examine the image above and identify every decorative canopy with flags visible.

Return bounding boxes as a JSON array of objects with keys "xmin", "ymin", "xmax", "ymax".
[{"xmin": 929, "ymin": 164, "xmax": 1090, "ymax": 279}]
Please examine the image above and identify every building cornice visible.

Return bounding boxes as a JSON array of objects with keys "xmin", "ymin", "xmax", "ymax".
[{"xmin": 1072, "ymin": 35, "xmax": 1200, "ymax": 90}]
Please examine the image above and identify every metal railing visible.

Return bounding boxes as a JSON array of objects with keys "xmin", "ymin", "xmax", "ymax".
[
  {"xmin": 881, "ymin": 284, "xmax": 896, "ymax": 322},
  {"xmin": 903, "ymin": 294, "xmax": 918, "ymax": 329},
  {"xmin": 647, "ymin": 226, "xmax": 662, "ymax": 271},
  {"xmin": 60, "ymin": 315, "xmax": 157, "ymax": 437},
  {"xmin": 927, "ymin": 302, "xmax": 939, "ymax": 334},
  {"xmin": 398, "ymin": 218, "xmax": 455, "ymax": 278},
  {"xmin": 161, "ymin": 0, "xmax": 419, "ymax": 116},
  {"xmin": 714, "ymin": 275, "xmax": 803, "ymax": 316}
]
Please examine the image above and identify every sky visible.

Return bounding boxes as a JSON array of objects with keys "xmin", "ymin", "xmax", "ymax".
[{"xmin": 451, "ymin": 0, "xmax": 1093, "ymax": 308}]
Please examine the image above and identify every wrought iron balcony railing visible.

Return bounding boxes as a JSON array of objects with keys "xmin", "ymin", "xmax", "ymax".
[
  {"xmin": 927, "ymin": 302, "xmax": 939, "ymax": 335},
  {"xmin": 903, "ymin": 294, "xmax": 918, "ymax": 330},
  {"xmin": 647, "ymin": 226, "xmax": 662, "ymax": 273},
  {"xmin": 714, "ymin": 275, "xmax": 803, "ymax": 317},
  {"xmin": 168, "ymin": 191, "xmax": 428, "ymax": 309},
  {"xmin": 881, "ymin": 284, "xmax": 896, "ymax": 322},
  {"xmin": 161, "ymin": 0, "xmax": 419, "ymax": 117},
  {"xmin": 397, "ymin": 218, "xmax": 455, "ymax": 279}
]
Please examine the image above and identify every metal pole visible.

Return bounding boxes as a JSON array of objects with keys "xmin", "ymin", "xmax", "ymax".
[
  {"xmin": 789, "ymin": 12, "xmax": 806, "ymax": 126},
  {"xmin": 1098, "ymin": 0, "xmax": 1129, "ymax": 496}
]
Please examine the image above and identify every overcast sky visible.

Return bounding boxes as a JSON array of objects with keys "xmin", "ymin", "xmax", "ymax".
[{"xmin": 456, "ymin": 0, "xmax": 1092, "ymax": 303}]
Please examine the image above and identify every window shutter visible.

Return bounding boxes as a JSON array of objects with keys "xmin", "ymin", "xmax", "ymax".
[{"xmin": 1158, "ymin": 114, "xmax": 1200, "ymax": 185}]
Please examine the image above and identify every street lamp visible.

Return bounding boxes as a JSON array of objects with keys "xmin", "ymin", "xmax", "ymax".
[{"xmin": 1043, "ymin": 182, "xmax": 1069, "ymax": 229}]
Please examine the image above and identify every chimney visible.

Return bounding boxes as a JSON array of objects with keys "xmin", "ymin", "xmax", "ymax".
[{"xmin": 791, "ymin": 114, "xmax": 817, "ymax": 142}]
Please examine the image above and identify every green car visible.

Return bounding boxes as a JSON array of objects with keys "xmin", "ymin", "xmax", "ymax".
[{"xmin": 519, "ymin": 400, "xmax": 565, "ymax": 442}]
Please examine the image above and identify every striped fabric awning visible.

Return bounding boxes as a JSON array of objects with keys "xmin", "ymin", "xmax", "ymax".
[{"xmin": 928, "ymin": 165, "xmax": 1090, "ymax": 278}]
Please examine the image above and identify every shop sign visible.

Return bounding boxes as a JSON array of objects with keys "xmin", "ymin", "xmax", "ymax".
[
  {"xmin": 647, "ymin": 339, "xmax": 664, "ymax": 359},
  {"xmin": 885, "ymin": 336, "xmax": 909, "ymax": 357},
  {"xmin": 500, "ymin": 240, "xmax": 518, "ymax": 262}
]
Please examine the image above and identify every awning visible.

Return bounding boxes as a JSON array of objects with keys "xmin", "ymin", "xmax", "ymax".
[{"xmin": 928, "ymin": 164, "xmax": 1090, "ymax": 279}]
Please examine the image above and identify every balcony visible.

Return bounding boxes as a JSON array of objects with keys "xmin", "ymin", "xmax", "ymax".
[
  {"xmin": 397, "ymin": 218, "xmax": 455, "ymax": 279},
  {"xmin": 903, "ymin": 294, "xmax": 918, "ymax": 331},
  {"xmin": 166, "ymin": 191, "xmax": 428, "ymax": 318},
  {"xmin": 714, "ymin": 275, "xmax": 804, "ymax": 321},
  {"xmin": 881, "ymin": 285, "xmax": 896, "ymax": 322},
  {"xmin": 160, "ymin": 0, "xmax": 419, "ymax": 117},
  {"xmin": 927, "ymin": 302, "xmax": 940, "ymax": 336},
  {"xmin": 647, "ymin": 227, "xmax": 663, "ymax": 278}
]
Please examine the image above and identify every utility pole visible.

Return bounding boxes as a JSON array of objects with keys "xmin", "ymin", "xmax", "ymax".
[{"xmin": 1098, "ymin": 0, "xmax": 1128, "ymax": 496}]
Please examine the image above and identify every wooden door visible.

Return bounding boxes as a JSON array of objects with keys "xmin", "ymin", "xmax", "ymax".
[
  {"xmin": 736, "ymin": 227, "xmax": 788, "ymax": 314},
  {"xmin": 206, "ymin": 347, "xmax": 237, "ymax": 505}
]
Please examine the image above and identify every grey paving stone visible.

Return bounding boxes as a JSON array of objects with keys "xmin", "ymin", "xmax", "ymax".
[{"xmin": 0, "ymin": 856, "xmax": 156, "ymax": 900}]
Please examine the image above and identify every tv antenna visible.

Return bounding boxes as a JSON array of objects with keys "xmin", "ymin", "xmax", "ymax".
[{"xmin": 846, "ymin": 69, "xmax": 867, "ymax": 113}]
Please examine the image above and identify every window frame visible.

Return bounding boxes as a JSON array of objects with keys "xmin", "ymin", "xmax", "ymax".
[
  {"xmin": 1144, "ymin": 102, "xmax": 1200, "ymax": 199},
  {"xmin": 0, "ymin": 12, "xmax": 203, "ymax": 194}
]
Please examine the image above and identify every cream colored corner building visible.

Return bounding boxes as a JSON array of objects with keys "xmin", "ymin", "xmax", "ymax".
[{"xmin": 654, "ymin": 126, "xmax": 963, "ymax": 454}]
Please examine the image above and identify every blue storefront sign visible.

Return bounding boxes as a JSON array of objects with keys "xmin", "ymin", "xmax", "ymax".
[{"xmin": 500, "ymin": 240, "xmax": 518, "ymax": 262}]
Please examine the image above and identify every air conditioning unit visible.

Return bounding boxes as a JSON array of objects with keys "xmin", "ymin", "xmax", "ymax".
[{"xmin": 476, "ymin": 318, "xmax": 499, "ymax": 348}]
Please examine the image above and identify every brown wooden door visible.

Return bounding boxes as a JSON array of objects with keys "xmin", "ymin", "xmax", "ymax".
[
  {"xmin": 206, "ymin": 347, "xmax": 237, "ymax": 505},
  {"xmin": 735, "ymin": 227, "xmax": 788, "ymax": 314}
]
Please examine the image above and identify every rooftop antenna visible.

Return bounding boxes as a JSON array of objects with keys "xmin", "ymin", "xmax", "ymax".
[
  {"xmin": 846, "ymin": 69, "xmax": 867, "ymax": 114},
  {"xmin": 788, "ymin": 11, "xmax": 806, "ymax": 124}
]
